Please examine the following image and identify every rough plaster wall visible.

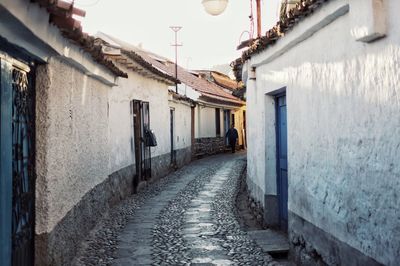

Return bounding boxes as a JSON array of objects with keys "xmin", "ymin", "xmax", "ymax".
[
  {"xmin": 36, "ymin": 57, "xmax": 110, "ymax": 234},
  {"xmin": 113, "ymin": 71, "xmax": 170, "ymax": 172},
  {"xmin": 168, "ymin": 100, "xmax": 192, "ymax": 150},
  {"xmin": 253, "ymin": 2, "xmax": 400, "ymax": 264},
  {"xmin": 35, "ymin": 64, "xmax": 51, "ymax": 236},
  {"xmin": 246, "ymin": 78, "xmax": 267, "ymax": 207}
]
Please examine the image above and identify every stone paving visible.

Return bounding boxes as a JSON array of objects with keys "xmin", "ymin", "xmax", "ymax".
[{"xmin": 74, "ymin": 153, "xmax": 280, "ymax": 266}]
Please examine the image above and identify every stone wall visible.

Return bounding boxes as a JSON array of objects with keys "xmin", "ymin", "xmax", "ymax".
[
  {"xmin": 35, "ymin": 165, "xmax": 135, "ymax": 266},
  {"xmin": 289, "ymin": 212, "xmax": 382, "ymax": 266},
  {"xmin": 193, "ymin": 137, "xmax": 225, "ymax": 158}
]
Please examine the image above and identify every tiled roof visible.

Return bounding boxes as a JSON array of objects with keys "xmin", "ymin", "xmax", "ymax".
[
  {"xmin": 210, "ymin": 72, "xmax": 243, "ymax": 91},
  {"xmin": 98, "ymin": 33, "xmax": 244, "ymax": 106},
  {"xmin": 136, "ymin": 52, "xmax": 244, "ymax": 106},
  {"xmin": 190, "ymin": 70, "xmax": 241, "ymax": 91},
  {"xmin": 237, "ymin": 0, "xmax": 331, "ymax": 64},
  {"xmin": 122, "ymin": 50, "xmax": 179, "ymax": 84},
  {"xmin": 30, "ymin": 0, "xmax": 127, "ymax": 78}
]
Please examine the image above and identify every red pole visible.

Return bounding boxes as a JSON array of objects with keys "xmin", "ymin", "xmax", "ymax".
[{"xmin": 256, "ymin": 0, "xmax": 262, "ymax": 38}]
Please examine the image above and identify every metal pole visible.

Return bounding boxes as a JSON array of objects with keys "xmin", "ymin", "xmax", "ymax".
[
  {"xmin": 256, "ymin": 0, "xmax": 261, "ymax": 38},
  {"xmin": 170, "ymin": 26, "xmax": 182, "ymax": 94}
]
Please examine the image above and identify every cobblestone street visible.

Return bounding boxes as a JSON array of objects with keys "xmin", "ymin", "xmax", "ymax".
[{"xmin": 73, "ymin": 153, "xmax": 279, "ymax": 266}]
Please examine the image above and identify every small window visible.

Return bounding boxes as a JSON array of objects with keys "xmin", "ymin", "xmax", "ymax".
[{"xmin": 215, "ymin": 108, "xmax": 221, "ymax": 136}]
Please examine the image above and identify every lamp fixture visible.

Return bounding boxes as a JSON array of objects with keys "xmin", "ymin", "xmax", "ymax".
[{"xmin": 202, "ymin": 0, "xmax": 229, "ymax": 16}]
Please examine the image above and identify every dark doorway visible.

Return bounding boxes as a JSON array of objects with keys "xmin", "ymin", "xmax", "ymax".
[
  {"xmin": 132, "ymin": 100, "xmax": 151, "ymax": 191},
  {"xmin": 170, "ymin": 108, "xmax": 176, "ymax": 165},
  {"xmin": 215, "ymin": 108, "xmax": 221, "ymax": 136},
  {"xmin": 276, "ymin": 94, "xmax": 288, "ymax": 230},
  {"xmin": 224, "ymin": 110, "xmax": 231, "ymax": 145},
  {"xmin": 191, "ymin": 107, "xmax": 195, "ymax": 148},
  {"xmin": 0, "ymin": 56, "xmax": 35, "ymax": 266}
]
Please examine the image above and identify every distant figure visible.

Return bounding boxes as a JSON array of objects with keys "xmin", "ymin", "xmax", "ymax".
[{"xmin": 226, "ymin": 124, "xmax": 239, "ymax": 153}]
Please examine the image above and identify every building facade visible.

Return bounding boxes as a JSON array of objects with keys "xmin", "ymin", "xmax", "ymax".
[
  {"xmin": 0, "ymin": 1, "xmax": 194, "ymax": 265},
  {"xmin": 239, "ymin": 0, "xmax": 399, "ymax": 265},
  {"xmin": 99, "ymin": 32, "xmax": 247, "ymax": 157}
]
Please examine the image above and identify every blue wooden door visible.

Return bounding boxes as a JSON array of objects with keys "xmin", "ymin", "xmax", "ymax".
[
  {"xmin": 0, "ymin": 57, "xmax": 35, "ymax": 266},
  {"xmin": 277, "ymin": 95, "xmax": 288, "ymax": 230}
]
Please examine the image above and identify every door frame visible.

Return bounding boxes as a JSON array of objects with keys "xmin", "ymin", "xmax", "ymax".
[{"xmin": 131, "ymin": 100, "xmax": 152, "ymax": 190}]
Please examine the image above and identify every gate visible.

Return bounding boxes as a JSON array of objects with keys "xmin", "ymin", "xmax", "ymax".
[{"xmin": 0, "ymin": 56, "xmax": 35, "ymax": 266}]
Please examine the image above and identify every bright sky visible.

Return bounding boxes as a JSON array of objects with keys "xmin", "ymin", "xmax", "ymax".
[{"xmin": 74, "ymin": 0, "xmax": 281, "ymax": 70}]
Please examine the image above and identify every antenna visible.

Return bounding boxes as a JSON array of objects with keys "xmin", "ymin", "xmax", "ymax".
[{"xmin": 170, "ymin": 26, "xmax": 182, "ymax": 94}]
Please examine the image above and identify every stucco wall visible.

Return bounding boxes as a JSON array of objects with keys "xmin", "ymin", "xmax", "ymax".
[
  {"xmin": 247, "ymin": 0, "xmax": 400, "ymax": 264},
  {"xmin": 246, "ymin": 78, "xmax": 267, "ymax": 208},
  {"xmin": 36, "ymin": 56, "xmax": 110, "ymax": 235},
  {"xmin": 168, "ymin": 98, "xmax": 192, "ymax": 151},
  {"xmin": 195, "ymin": 105, "xmax": 217, "ymax": 138},
  {"xmin": 111, "ymin": 70, "xmax": 171, "ymax": 174}
]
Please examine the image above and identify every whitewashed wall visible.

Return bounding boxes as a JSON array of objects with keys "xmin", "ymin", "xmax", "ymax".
[
  {"xmin": 195, "ymin": 105, "xmax": 217, "ymax": 138},
  {"xmin": 246, "ymin": 77, "xmax": 268, "ymax": 207},
  {"xmin": 168, "ymin": 97, "xmax": 192, "ymax": 151},
  {"xmin": 246, "ymin": 0, "xmax": 400, "ymax": 264},
  {"xmin": 110, "ymin": 70, "xmax": 170, "ymax": 174}
]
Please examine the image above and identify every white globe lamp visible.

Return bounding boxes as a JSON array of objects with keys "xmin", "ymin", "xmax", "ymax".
[{"xmin": 202, "ymin": 0, "xmax": 229, "ymax": 16}]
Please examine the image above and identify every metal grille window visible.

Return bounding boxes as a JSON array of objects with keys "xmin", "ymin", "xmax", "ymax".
[
  {"xmin": 11, "ymin": 67, "xmax": 35, "ymax": 266},
  {"xmin": 0, "ymin": 56, "xmax": 35, "ymax": 266}
]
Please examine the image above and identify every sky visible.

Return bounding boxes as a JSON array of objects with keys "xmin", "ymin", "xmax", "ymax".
[{"xmin": 74, "ymin": 0, "xmax": 281, "ymax": 70}]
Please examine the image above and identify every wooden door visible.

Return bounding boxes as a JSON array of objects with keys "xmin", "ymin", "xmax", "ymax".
[
  {"xmin": 277, "ymin": 94, "xmax": 288, "ymax": 230},
  {"xmin": 132, "ymin": 100, "xmax": 142, "ymax": 188}
]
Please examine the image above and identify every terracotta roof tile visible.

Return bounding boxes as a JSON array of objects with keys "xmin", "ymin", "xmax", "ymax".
[
  {"xmin": 236, "ymin": 0, "xmax": 331, "ymax": 65},
  {"xmin": 135, "ymin": 50, "xmax": 244, "ymax": 105},
  {"xmin": 121, "ymin": 50, "xmax": 179, "ymax": 84},
  {"xmin": 210, "ymin": 72, "xmax": 243, "ymax": 91},
  {"xmin": 95, "ymin": 32, "xmax": 244, "ymax": 106},
  {"xmin": 30, "ymin": 0, "xmax": 127, "ymax": 78}
]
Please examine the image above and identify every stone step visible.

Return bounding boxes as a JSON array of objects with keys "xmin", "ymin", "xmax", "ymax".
[{"xmin": 246, "ymin": 229, "xmax": 290, "ymax": 255}]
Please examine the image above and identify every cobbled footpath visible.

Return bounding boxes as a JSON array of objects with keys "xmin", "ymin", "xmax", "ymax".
[{"xmin": 73, "ymin": 153, "xmax": 280, "ymax": 266}]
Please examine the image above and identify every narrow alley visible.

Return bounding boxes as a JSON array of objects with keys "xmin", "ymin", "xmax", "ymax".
[
  {"xmin": 73, "ymin": 153, "xmax": 279, "ymax": 266},
  {"xmin": 1, "ymin": 1, "xmax": 399, "ymax": 265}
]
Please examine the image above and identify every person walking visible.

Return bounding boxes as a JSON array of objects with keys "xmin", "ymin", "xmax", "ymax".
[{"xmin": 226, "ymin": 124, "xmax": 239, "ymax": 153}]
